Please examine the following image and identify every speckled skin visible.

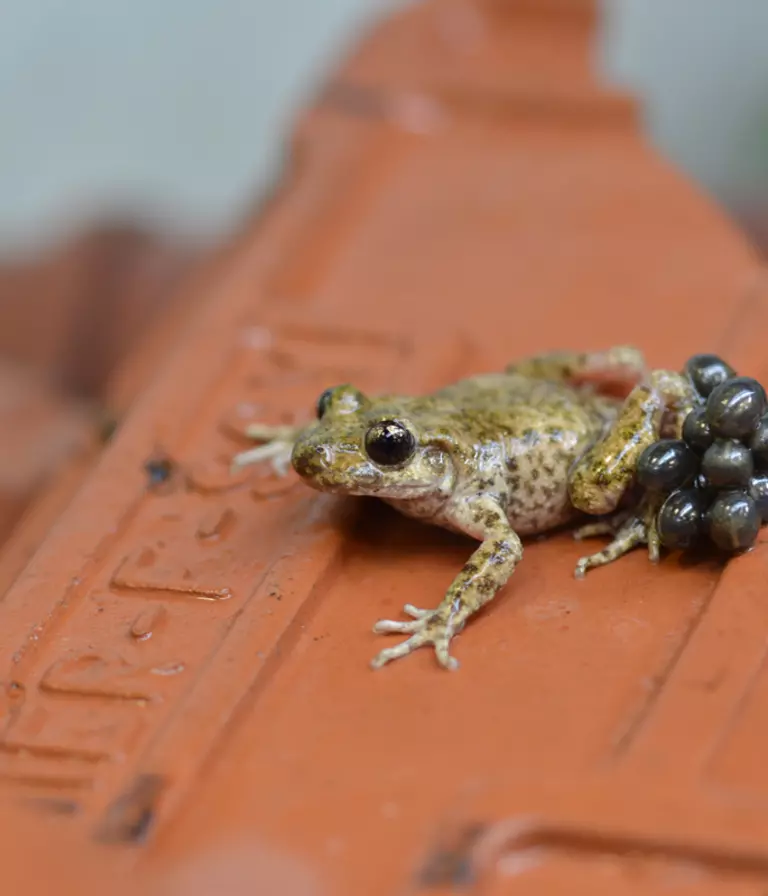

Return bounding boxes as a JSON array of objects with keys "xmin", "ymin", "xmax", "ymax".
[{"xmin": 233, "ymin": 347, "xmax": 697, "ymax": 670}]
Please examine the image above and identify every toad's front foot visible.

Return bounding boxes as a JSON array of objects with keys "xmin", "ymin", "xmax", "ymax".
[
  {"xmin": 230, "ymin": 423, "xmax": 301, "ymax": 477},
  {"xmin": 371, "ymin": 604, "xmax": 463, "ymax": 670}
]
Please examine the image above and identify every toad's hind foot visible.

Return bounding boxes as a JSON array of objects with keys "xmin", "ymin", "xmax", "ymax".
[
  {"xmin": 371, "ymin": 605, "xmax": 463, "ymax": 671},
  {"xmin": 574, "ymin": 502, "xmax": 661, "ymax": 578}
]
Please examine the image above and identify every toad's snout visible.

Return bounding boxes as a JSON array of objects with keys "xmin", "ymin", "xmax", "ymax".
[
  {"xmin": 291, "ymin": 436, "xmax": 384, "ymax": 494},
  {"xmin": 291, "ymin": 441, "xmax": 332, "ymax": 482}
]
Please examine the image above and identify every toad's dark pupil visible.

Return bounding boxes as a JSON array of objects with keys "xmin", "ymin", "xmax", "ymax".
[
  {"xmin": 365, "ymin": 420, "xmax": 415, "ymax": 466},
  {"xmin": 316, "ymin": 388, "xmax": 335, "ymax": 419}
]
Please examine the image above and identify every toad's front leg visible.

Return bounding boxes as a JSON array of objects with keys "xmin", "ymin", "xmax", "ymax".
[
  {"xmin": 230, "ymin": 422, "xmax": 304, "ymax": 476},
  {"xmin": 371, "ymin": 497, "xmax": 522, "ymax": 670}
]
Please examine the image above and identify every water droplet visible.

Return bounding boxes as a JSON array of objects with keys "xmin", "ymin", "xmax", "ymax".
[
  {"xmin": 236, "ymin": 402, "xmax": 260, "ymax": 418},
  {"xmin": 150, "ymin": 662, "xmax": 185, "ymax": 676},
  {"xmin": 241, "ymin": 326, "xmax": 273, "ymax": 350},
  {"xmin": 6, "ymin": 680, "xmax": 25, "ymax": 702},
  {"xmin": 196, "ymin": 507, "xmax": 237, "ymax": 541},
  {"xmin": 130, "ymin": 606, "xmax": 167, "ymax": 641}
]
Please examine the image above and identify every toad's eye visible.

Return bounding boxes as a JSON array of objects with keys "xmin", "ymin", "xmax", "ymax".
[
  {"xmin": 364, "ymin": 420, "xmax": 416, "ymax": 466},
  {"xmin": 316, "ymin": 387, "xmax": 335, "ymax": 419}
]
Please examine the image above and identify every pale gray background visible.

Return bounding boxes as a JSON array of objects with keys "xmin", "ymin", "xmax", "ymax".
[{"xmin": 1, "ymin": 0, "xmax": 767, "ymax": 250}]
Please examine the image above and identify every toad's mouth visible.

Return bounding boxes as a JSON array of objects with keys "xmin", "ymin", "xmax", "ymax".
[
  {"xmin": 292, "ymin": 460, "xmax": 444, "ymax": 500},
  {"xmin": 291, "ymin": 439, "xmax": 457, "ymax": 500},
  {"xmin": 291, "ymin": 445, "xmax": 384, "ymax": 492}
]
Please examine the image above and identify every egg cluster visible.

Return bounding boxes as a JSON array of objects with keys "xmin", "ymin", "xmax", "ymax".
[{"xmin": 636, "ymin": 354, "xmax": 768, "ymax": 554}]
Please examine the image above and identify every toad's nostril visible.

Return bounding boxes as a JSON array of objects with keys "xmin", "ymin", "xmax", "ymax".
[
  {"xmin": 314, "ymin": 445, "xmax": 331, "ymax": 464},
  {"xmin": 292, "ymin": 442, "xmax": 330, "ymax": 478}
]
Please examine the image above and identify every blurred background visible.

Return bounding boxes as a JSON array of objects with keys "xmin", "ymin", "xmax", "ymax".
[
  {"xmin": 2, "ymin": 0, "xmax": 768, "ymax": 252},
  {"xmin": 0, "ymin": 0, "xmax": 766, "ymax": 576}
]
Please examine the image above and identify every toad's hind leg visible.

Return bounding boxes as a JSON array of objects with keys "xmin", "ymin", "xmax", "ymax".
[
  {"xmin": 505, "ymin": 345, "xmax": 646, "ymax": 385},
  {"xmin": 572, "ymin": 509, "xmax": 632, "ymax": 541},
  {"xmin": 567, "ymin": 369, "xmax": 696, "ymax": 574},
  {"xmin": 569, "ymin": 369, "xmax": 696, "ymax": 518}
]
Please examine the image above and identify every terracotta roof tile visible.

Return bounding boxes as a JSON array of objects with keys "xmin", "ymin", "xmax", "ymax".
[{"xmin": 1, "ymin": 2, "xmax": 767, "ymax": 893}]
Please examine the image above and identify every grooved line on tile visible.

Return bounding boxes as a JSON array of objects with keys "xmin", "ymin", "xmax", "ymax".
[
  {"xmin": 125, "ymin": 541, "xmax": 348, "ymax": 852},
  {"xmin": 471, "ymin": 819, "xmax": 768, "ymax": 883},
  {"xmin": 700, "ymin": 641, "xmax": 768, "ymax": 794},
  {"xmin": 0, "ymin": 773, "xmax": 94, "ymax": 791},
  {"xmin": 610, "ymin": 578, "xmax": 721, "ymax": 760},
  {"xmin": 0, "ymin": 740, "xmax": 110, "ymax": 763},
  {"xmin": 0, "ymin": 320, "xmax": 412, "ymax": 818},
  {"xmin": 111, "ymin": 339, "xmax": 459, "ymax": 845},
  {"xmin": 0, "ymin": 134, "xmax": 380, "ymax": 676}
]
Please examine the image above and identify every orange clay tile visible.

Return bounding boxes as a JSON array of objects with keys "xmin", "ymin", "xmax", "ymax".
[
  {"xmin": 0, "ymin": 358, "xmax": 95, "ymax": 549},
  {"xmin": 0, "ymin": 221, "xmax": 202, "ymax": 580},
  {"xmin": 0, "ymin": 448, "xmax": 97, "ymax": 596},
  {"xmin": 0, "ymin": 219, "xmax": 200, "ymax": 400},
  {"xmin": 2, "ymin": 2, "xmax": 768, "ymax": 894}
]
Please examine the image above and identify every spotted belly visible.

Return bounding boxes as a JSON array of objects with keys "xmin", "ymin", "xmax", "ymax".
[{"xmin": 503, "ymin": 442, "xmax": 582, "ymax": 535}]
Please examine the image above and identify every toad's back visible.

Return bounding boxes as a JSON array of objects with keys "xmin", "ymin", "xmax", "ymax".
[{"xmin": 431, "ymin": 373, "xmax": 619, "ymax": 534}]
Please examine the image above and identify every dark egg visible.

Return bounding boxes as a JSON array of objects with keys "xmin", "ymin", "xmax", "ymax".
[
  {"xmin": 684, "ymin": 354, "xmax": 736, "ymax": 397},
  {"xmin": 636, "ymin": 440, "xmax": 698, "ymax": 493},
  {"xmin": 749, "ymin": 473, "xmax": 768, "ymax": 522},
  {"xmin": 749, "ymin": 415, "xmax": 768, "ymax": 467},
  {"xmin": 682, "ymin": 406, "xmax": 714, "ymax": 454},
  {"xmin": 707, "ymin": 490, "xmax": 761, "ymax": 552},
  {"xmin": 656, "ymin": 489, "xmax": 708, "ymax": 550},
  {"xmin": 701, "ymin": 439, "xmax": 754, "ymax": 488},
  {"xmin": 705, "ymin": 376, "xmax": 766, "ymax": 439}
]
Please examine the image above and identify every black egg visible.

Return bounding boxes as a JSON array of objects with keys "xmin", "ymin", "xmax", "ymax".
[
  {"xmin": 636, "ymin": 440, "xmax": 698, "ymax": 493},
  {"xmin": 707, "ymin": 491, "xmax": 761, "ymax": 552},
  {"xmin": 705, "ymin": 376, "xmax": 767, "ymax": 438},
  {"xmin": 684, "ymin": 354, "xmax": 736, "ymax": 397},
  {"xmin": 749, "ymin": 473, "xmax": 768, "ymax": 522},
  {"xmin": 682, "ymin": 407, "xmax": 714, "ymax": 454},
  {"xmin": 749, "ymin": 415, "xmax": 768, "ymax": 467},
  {"xmin": 657, "ymin": 489, "xmax": 708, "ymax": 550},
  {"xmin": 701, "ymin": 439, "xmax": 754, "ymax": 488}
]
